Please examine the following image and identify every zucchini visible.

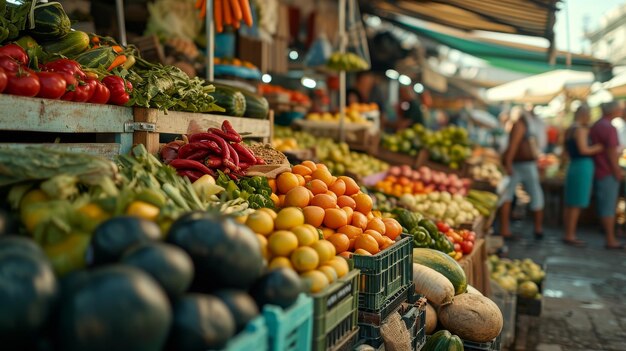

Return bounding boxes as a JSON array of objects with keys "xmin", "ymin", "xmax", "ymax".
[
  {"xmin": 29, "ymin": 2, "xmax": 72, "ymax": 40},
  {"xmin": 41, "ymin": 31, "xmax": 90, "ymax": 57},
  {"xmin": 241, "ymin": 90, "xmax": 269, "ymax": 119},
  {"xmin": 413, "ymin": 248, "xmax": 467, "ymax": 295},
  {"xmin": 209, "ymin": 84, "xmax": 246, "ymax": 117},
  {"xmin": 73, "ymin": 47, "xmax": 116, "ymax": 69}
]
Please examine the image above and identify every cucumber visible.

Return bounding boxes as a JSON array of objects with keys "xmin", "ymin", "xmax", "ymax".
[
  {"xmin": 210, "ymin": 82, "xmax": 269, "ymax": 118},
  {"xmin": 209, "ymin": 84, "xmax": 246, "ymax": 117},
  {"xmin": 73, "ymin": 47, "xmax": 117, "ymax": 69},
  {"xmin": 413, "ymin": 248, "xmax": 467, "ymax": 295},
  {"xmin": 29, "ymin": 2, "xmax": 72, "ymax": 40},
  {"xmin": 41, "ymin": 31, "xmax": 90, "ymax": 57}
]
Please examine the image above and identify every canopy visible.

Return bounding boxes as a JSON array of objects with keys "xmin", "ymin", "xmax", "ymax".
[
  {"xmin": 361, "ymin": 0, "xmax": 560, "ymax": 42},
  {"xmin": 605, "ymin": 71, "xmax": 626, "ymax": 97},
  {"xmin": 485, "ymin": 70, "xmax": 595, "ymax": 104}
]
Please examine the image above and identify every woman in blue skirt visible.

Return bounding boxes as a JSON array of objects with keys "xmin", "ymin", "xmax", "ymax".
[{"xmin": 563, "ymin": 104, "xmax": 603, "ymax": 247}]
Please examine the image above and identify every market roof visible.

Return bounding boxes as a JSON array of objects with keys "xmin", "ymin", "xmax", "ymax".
[{"xmin": 361, "ymin": 0, "xmax": 560, "ymax": 41}]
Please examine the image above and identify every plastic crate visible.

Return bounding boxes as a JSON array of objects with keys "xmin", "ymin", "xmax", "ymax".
[
  {"xmin": 353, "ymin": 234, "xmax": 412, "ymax": 311},
  {"xmin": 223, "ymin": 316, "xmax": 268, "ymax": 351},
  {"xmin": 312, "ymin": 269, "xmax": 360, "ymax": 351},
  {"xmin": 517, "ymin": 296, "xmax": 541, "ymax": 316},
  {"xmin": 403, "ymin": 299, "xmax": 427, "ymax": 351},
  {"xmin": 263, "ymin": 293, "xmax": 313, "ymax": 351},
  {"xmin": 358, "ymin": 284, "xmax": 409, "ymax": 326},
  {"xmin": 358, "ymin": 302, "xmax": 421, "ymax": 350},
  {"xmin": 489, "ymin": 280, "xmax": 517, "ymax": 347},
  {"xmin": 463, "ymin": 334, "xmax": 501, "ymax": 351}
]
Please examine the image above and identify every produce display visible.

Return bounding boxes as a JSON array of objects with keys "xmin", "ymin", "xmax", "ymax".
[
  {"xmin": 488, "ymin": 255, "xmax": 545, "ymax": 299},
  {"xmin": 375, "ymin": 165, "xmax": 471, "ymax": 197},
  {"xmin": 465, "ymin": 190, "xmax": 499, "ymax": 218},
  {"xmin": 381, "ymin": 124, "xmax": 471, "ymax": 169},
  {"xmin": 392, "ymin": 208, "xmax": 455, "ymax": 255},
  {"xmin": 399, "ymin": 192, "xmax": 480, "ymax": 227},
  {"xmin": 349, "ymin": 102, "xmax": 379, "ymax": 113},
  {"xmin": 306, "ymin": 108, "xmax": 370, "ymax": 125},
  {"xmin": 436, "ymin": 222, "xmax": 477, "ymax": 260},
  {"xmin": 469, "ymin": 162, "xmax": 503, "ymax": 187},
  {"xmin": 327, "ymin": 52, "xmax": 369, "ymax": 72},
  {"xmin": 197, "ymin": 0, "xmax": 254, "ymax": 31},
  {"xmin": 259, "ymin": 83, "xmax": 311, "ymax": 106},
  {"xmin": 214, "ymin": 57, "xmax": 258, "ymax": 70}
]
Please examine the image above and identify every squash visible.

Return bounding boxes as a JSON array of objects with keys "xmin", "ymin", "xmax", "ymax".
[
  {"xmin": 413, "ymin": 248, "xmax": 467, "ymax": 295},
  {"xmin": 212, "ymin": 82, "xmax": 269, "ymax": 119},
  {"xmin": 423, "ymin": 330, "xmax": 464, "ymax": 351},
  {"xmin": 466, "ymin": 284, "xmax": 483, "ymax": 295},
  {"xmin": 29, "ymin": 2, "xmax": 71, "ymax": 40},
  {"xmin": 438, "ymin": 293, "xmax": 503, "ymax": 343},
  {"xmin": 425, "ymin": 303, "xmax": 438, "ymax": 335},
  {"xmin": 412, "ymin": 263, "xmax": 454, "ymax": 305}
]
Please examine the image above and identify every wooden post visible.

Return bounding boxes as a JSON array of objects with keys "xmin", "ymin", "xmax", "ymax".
[{"xmin": 133, "ymin": 108, "xmax": 160, "ymax": 154}]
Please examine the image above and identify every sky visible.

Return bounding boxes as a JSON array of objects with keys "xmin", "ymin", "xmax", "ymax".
[{"xmin": 554, "ymin": 0, "xmax": 626, "ymax": 53}]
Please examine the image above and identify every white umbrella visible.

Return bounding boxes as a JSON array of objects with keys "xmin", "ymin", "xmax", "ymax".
[{"xmin": 485, "ymin": 70, "xmax": 594, "ymax": 104}]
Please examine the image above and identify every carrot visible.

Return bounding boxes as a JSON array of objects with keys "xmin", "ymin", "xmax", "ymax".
[
  {"xmin": 91, "ymin": 36, "xmax": 100, "ymax": 44},
  {"xmin": 214, "ymin": 0, "xmax": 224, "ymax": 32},
  {"xmin": 195, "ymin": 0, "xmax": 203, "ymax": 9},
  {"xmin": 239, "ymin": 0, "xmax": 253, "ymax": 27},
  {"xmin": 199, "ymin": 0, "xmax": 207, "ymax": 19},
  {"xmin": 107, "ymin": 55, "xmax": 127, "ymax": 71},
  {"xmin": 222, "ymin": 0, "xmax": 233, "ymax": 26},
  {"xmin": 111, "ymin": 45, "xmax": 123, "ymax": 54},
  {"xmin": 229, "ymin": 0, "xmax": 242, "ymax": 22}
]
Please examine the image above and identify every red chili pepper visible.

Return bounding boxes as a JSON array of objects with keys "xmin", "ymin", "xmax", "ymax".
[
  {"xmin": 231, "ymin": 142, "xmax": 257, "ymax": 164},
  {"xmin": 208, "ymin": 127, "xmax": 241, "ymax": 143},
  {"xmin": 177, "ymin": 170, "xmax": 204, "ymax": 182},
  {"xmin": 186, "ymin": 149, "xmax": 211, "ymax": 161},
  {"xmin": 178, "ymin": 142, "xmax": 218, "ymax": 159},
  {"xmin": 191, "ymin": 133, "xmax": 230, "ymax": 161},
  {"xmin": 161, "ymin": 140, "xmax": 184, "ymax": 164},
  {"xmin": 0, "ymin": 44, "xmax": 29, "ymax": 65},
  {"xmin": 42, "ymin": 58, "xmax": 86, "ymax": 80},
  {"xmin": 221, "ymin": 120, "xmax": 242, "ymax": 141},
  {"xmin": 227, "ymin": 143, "xmax": 239, "ymax": 167},
  {"xmin": 238, "ymin": 162, "xmax": 251, "ymax": 170},
  {"xmin": 205, "ymin": 155, "xmax": 223, "ymax": 168},
  {"xmin": 169, "ymin": 159, "xmax": 215, "ymax": 175},
  {"xmin": 102, "ymin": 75, "xmax": 131, "ymax": 106},
  {"xmin": 188, "ymin": 132, "xmax": 215, "ymax": 143},
  {"xmin": 256, "ymin": 158, "xmax": 265, "ymax": 165}
]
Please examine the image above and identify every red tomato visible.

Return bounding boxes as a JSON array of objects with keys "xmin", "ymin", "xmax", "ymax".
[
  {"xmin": 36, "ymin": 71, "xmax": 67, "ymax": 99},
  {"xmin": 461, "ymin": 240, "xmax": 474, "ymax": 254},
  {"xmin": 42, "ymin": 58, "xmax": 85, "ymax": 80},
  {"xmin": 467, "ymin": 232, "xmax": 476, "ymax": 242},
  {"xmin": 0, "ymin": 56, "xmax": 20, "ymax": 72},
  {"xmin": 0, "ymin": 67, "xmax": 7, "ymax": 93},
  {"xmin": 0, "ymin": 44, "xmax": 29, "ymax": 65},
  {"xmin": 453, "ymin": 242, "xmax": 461, "ymax": 253},
  {"xmin": 5, "ymin": 68, "xmax": 40, "ymax": 97},
  {"xmin": 88, "ymin": 79, "xmax": 110, "ymax": 104},
  {"xmin": 72, "ymin": 79, "xmax": 96, "ymax": 102},
  {"xmin": 436, "ymin": 222, "xmax": 450, "ymax": 233}
]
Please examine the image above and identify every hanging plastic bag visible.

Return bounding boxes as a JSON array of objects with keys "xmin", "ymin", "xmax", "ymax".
[
  {"xmin": 326, "ymin": 0, "xmax": 370, "ymax": 72},
  {"xmin": 305, "ymin": 33, "xmax": 332, "ymax": 67}
]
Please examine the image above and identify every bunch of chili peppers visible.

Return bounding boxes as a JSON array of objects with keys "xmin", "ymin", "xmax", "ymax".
[{"xmin": 162, "ymin": 120, "xmax": 264, "ymax": 181}]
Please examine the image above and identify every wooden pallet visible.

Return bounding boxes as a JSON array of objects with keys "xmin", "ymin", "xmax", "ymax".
[
  {"xmin": 0, "ymin": 94, "xmax": 134, "ymax": 159},
  {"xmin": 133, "ymin": 108, "xmax": 274, "ymax": 154}
]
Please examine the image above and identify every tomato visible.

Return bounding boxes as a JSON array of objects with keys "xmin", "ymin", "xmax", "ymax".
[
  {"xmin": 453, "ymin": 242, "xmax": 461, "ymax": 253},
  {"xmin": 461, "ymin": 240, "xmax": 474, "ymax": 254},
  {"xmin": 42, "ymin": 58, "xmax": 85, "ymax": 80},
  {"xmin": 72, "ymin": 79, "xmax": 96, "ymax": 102},
  {"xmin": 88, "ymin": 79, "xmax": 110, "ymax": 104},
  {"xmin": 0, "ymin": 43, "xmax": 29, "ymax": 65},
  {"xmin": 436, "ymin": 221, "xmax": 450, "ymax": 233},
  {"xmin": 0, "ymin": 56, "xmax": 20, "ymax": 72},
  {"xmin": 0, "ymin": 67, "xmax": 7, "ymax": 93},
  {"xmin": 5, "ymin": 68, "xmax": 40, "ymax": 97},
  {"xmin": 467, "ymin": 232, "xmax": 476, "ymax": 242},
  {"xmin": 36, "ymin": 71, "xmax": 67, "ymax": 99}
]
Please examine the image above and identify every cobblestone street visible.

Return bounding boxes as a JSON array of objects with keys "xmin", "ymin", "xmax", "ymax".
[{"xmin": 503, "ymin": 221, "xmax": 626, "ymax": 351}]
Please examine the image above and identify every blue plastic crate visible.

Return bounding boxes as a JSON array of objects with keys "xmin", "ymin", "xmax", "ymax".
[
  {"xmin": 264, "ymin": 293, "xmax": 314, "ymax": 351},
  {"xmin": 223, "ymin": 316, "xmax": 268, "ymax": 351}
]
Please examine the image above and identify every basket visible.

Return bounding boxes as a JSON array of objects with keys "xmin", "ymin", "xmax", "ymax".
[
  {"xmin": 312, "ymin": 269, "xmax": 360, "ymax": 351},
  {"xmin": 223, "ymin": 316, "xmax": 268, "ymax": 351},
  {"xmin": 263, "ymin": 293, "xmax": 314, "ymax": 351},
  {"xmin": 353, "ymin": 234, "xmax": 412, "ymax": 311}
]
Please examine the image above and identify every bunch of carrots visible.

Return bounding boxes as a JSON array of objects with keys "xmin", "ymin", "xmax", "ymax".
[{"xmin": 196, "ymin": 0, "xmax": 254, "ymax": 32}]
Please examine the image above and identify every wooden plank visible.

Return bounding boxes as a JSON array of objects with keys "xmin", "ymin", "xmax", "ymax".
[
  {"xmin": 0, "ymin": 143, "xmax": 121, "ymax": 160},
  {"xmin": 133, "ymin": 108, "xmax": 161, "ymax": 155},
  {"xmin": 0, "ymin": 95, "xmax": 133, "ymax": 133}
]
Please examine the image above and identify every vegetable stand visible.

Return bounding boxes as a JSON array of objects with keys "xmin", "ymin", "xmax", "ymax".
[{"xmin": 458, "ymin": 238, "xmax": 490, "ymax": 296}]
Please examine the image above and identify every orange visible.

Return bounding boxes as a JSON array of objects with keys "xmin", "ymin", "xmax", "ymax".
[
  {"xmin": 275, "ymin": 207, "xmax": 305, "ymax": 230},
  {"xmin": 268, "ymin": 230, "xmax": 299, "ymax": 257},
  {"xmin": 316, "ymin": 163, "xmax": 329, "ymax": 171},
  {"xmin": 366, "ymin": 212, "xmax": 374, "ymax": 220},
  {"xmin": 337, "ymin": 195, "xmax": 356, "ymax": 209},
  {"xmin": 306, "ymin": 179, "xmax": 328, "ymax": 195},
  {"xmin": 277, "ymin": 194, "xmax": 286, "ymax": 208},
  {"xmin": 328, "ymin": 179, "xmax": 346, "ymax": 196},
  {"xmin": 303, "ymin": 206, "xmax": 325, "ymax": 227},
  {"xmin": 277, "ymin": 172, "xmax": 300, "ymax": 194},
  {"xmin": 290, "ymin": 246, "xmax": 320, "ymax": 272},
  {"xmin": 311, "ymin": 240, "xmax": 336, "ymax": 264},
  {"xmin": 342, "ymin": 207, "xmax": 354, "ymax": 224},
  {"xmin": 292, "ymin": 164, "xmax": 313, "ymax": 176},
  {"xmin": 318, "ymin": 265, "xmax": 338, "ymax": 284},
  {"xmin": 270, "ymin": 193, "xmax": 280, "ymax": 207},
  {"xmin": 351, "ymin": 211, "xmax": 368, "ymax": 230},
  {"xmin": 311, "ymin": 168, "xmax": 334, "ymax": 186},
  {"xmin": 310, "ymin": 194, "xmax": 337, "ymax": 209},
  {"xmin": 371, "ymin": 211, "xmax": 383, "ymax": 218},
  {"xmin": 300, "ymin": 160, "xmax": 318, "ymax": 172},
  {"xmin": 348, "ymin": 238, "xmax": 355, "ymax": 251},
  {"xmin": 292, "ymin": 224, "xmax": 319, "ymax": 246},
  {"xmin": 304, "ymin": 175, "xmax": 312, "ymax": 183},
  {"xmin": 245, "ymin": 210, "xmax": 275, "ymax": 236},
  {"xmin": 324, "ymin": 208, "xmax": 348, "ymax": 229},
  {"xmin": 284, "ymin": 186, "xmax": 311, "ymax": 208},
  {"xmin": 327, "ymin": 257, "xmax": 350, "ymax": 278},
  {"xmin": 325, "ymin": 190, "xmax": 338, "ymax": 201},
  {"xmin": 381, "ymin": 236, "xmax": 395, "ymax": 250},
  {"xmin": 339, "ymin": 176, "xmax": 360, "ymax": 196},
  {"xmin": 321, "ymin": 227, "xmax": 335, "ymax": 239},
  {"xmin": 300, "ymin": 270, "xmax": 329, "ymax": 293},
  {"xmin": 255, "ymin": 234, "xmax": 269, "ymax": 259},
  {"xmin": 268, "ymin": 179, "xmax": 277, "ymax": 193},
  {"xmin": 352, "ymin": 193, "xmax": 373, "ymax": 214},
  {"xmin": 366, "ymin": 218, "xmax": 386, "ymax": 235},
  {"xmin": 354, "ymin": 234, "xmax": 380, "ymax": 254},
  {"xmin": 353, "ymin": 248, "xmax": 372, "ymax": 256},
  {"xmin": 364, "ymin": 229, "xmax": 385, "ymax": 246},
  {"xmin": 295, "ymin": 174, "xmax": 306, "ymax": 186},
  {"xmin": 339, "ymin": 251, "xmax": 352, "ymax": 259},
  {"xmin": 327, "ymin": 233, "xmax": 350, "ymax": 253},
  {"xmin": 382, "ymin": 218, "xmax": 402, "ymax": 240},
  {"xmin": 337, "ymin": 225, "xmax": 363, "ymax": 239},
  {"xmin": 268, "ymin": 256, "xmax": 293, "ymax": 270},
  {"xmin": 258, "ymin": 207, "xmax": 278, "ymax": 220}
]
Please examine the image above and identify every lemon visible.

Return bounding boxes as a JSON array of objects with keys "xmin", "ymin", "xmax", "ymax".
[
  {"xmin": 258, "ymin": 207, "xmax": 278, "ymax": 220},
  {"xmin": 269, "ymin": 257, "xmax": 294, "ymax": 270},
  {"xmin": 246, "ymin": 210, "xmax": 275, "ymax": 236},
  {"xmin": 290, "ymin": 247, "xmax": 320, "ymax": 272},
  {"xmin": 275, "ymin": 207, "xmax": 305, "ymax": 230},
  {"xmin": 256, "ymin": 234, "xmax": 269, "ymax": 259},
  {"xmin": 326, "ymin": 257, "xmax": 349, "ymax": 278},
  {"xmin": 300, "ymin": 270, "xmax": 329, "ymax": 293},
  {"xmin": 292, "ymin": 225, "xmax": 318, "ymax": 247},
  {"xmin": 310, "ymin": 240, "xmax": 336, "ymax": 264},
  {"xmin": 268, "ymin": 230, "xmax": 299, "ymax": 257}
]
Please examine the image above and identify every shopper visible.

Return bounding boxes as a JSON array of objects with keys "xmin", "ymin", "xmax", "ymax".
[
  {"xmin": 590, "ymin": 101, "xmax": 625, "ymax": 250},
  {"xmin": 562, "ymin": 104, "xmax": 603, "ymax": 247},
  {"xmin": 499, "ymin": 109, "xmax": 545, "ymax": 240}
]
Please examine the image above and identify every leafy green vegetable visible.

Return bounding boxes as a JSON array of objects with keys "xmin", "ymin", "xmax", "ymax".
[
  {"xmin": 215, "ymin": 171, "xmax": 275, "ymax": 209},
  {"xmin": 1, "ymin": 0, "xmax": 35, "ymax": 43}
]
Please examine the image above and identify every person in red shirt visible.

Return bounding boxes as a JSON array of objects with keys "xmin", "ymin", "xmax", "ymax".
[{"xmin": 589, "ymin": 101, "xmax": 624, "ymax": 250}]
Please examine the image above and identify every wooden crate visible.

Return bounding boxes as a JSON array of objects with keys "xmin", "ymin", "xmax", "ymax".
[
  {"xmin": 133, "ymin": 108, "xmax": 274, "ymax": 154},
  {"xmin": 457, "ymin": 238, "xmax": 490, "ymax": 296},
  {"xmin": 375, "ymin": 148, "xmax": 422, "ymax": 168},
  {"xmin": 0, "ymin": 94, "xmax": 134, "ymax": 159},
  {"xmin": 293, "ymin": 120, "xmax": 379, "ymax": 155}
]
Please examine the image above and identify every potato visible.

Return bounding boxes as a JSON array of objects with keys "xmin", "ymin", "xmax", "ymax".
[{"xmin": 438, "ymin": 293, "xmax": 503, "ymax": 342}]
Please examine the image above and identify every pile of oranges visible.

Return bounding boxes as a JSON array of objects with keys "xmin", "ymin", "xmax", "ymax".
[{"xmin": 268, "ymin": 161, "xmax": 403, "ymax": 257}]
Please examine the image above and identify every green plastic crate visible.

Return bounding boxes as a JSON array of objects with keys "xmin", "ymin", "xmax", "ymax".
[
  {"xmin": 223, "ymin": 316, "xmax": 268, "ymax": 351},
  {"xmin": 312, "ymin": 269, "xmax": 360, "ymax": 351},
  {"xmin": 353, "ymin": 234, "xmax": 412, "ymax": 311},
  {"xmin": 264, "ymin": 293, "xmax": 313, "ymax": 351},
  {"xmin": 358, "ymin": 302, "xmax": 421, "ymax": 350}
]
